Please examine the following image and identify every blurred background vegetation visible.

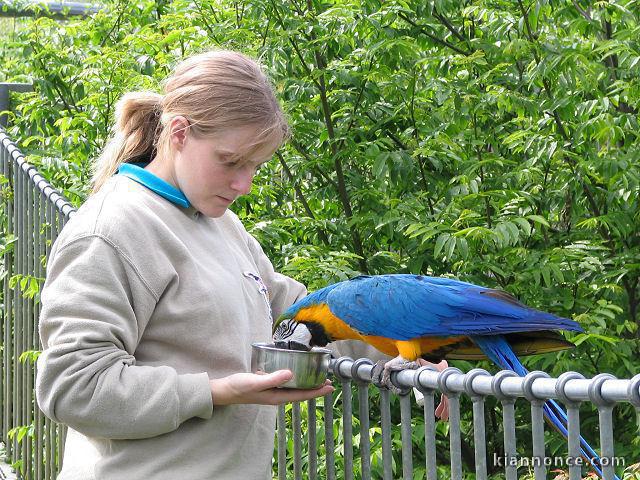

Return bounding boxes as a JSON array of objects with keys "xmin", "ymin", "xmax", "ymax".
[{"xmin": 1, "ymin": 0, "xmax": 639, "ymax": 477}]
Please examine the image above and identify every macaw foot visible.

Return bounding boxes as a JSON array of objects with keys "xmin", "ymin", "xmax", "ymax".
[
  {"xmin": 371, "ymin": 356, "xmax": 420, "ymax": 395},
  {"xmin": 413, "ymin": 359, "xmax": 450, "ymax": 421}
]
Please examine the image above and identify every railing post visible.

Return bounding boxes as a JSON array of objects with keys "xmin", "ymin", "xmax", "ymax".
[
  {"xmin": 491, "ymin": 370, "xmax": 519, "ymax": 480},
  {"xmin": 464, "ymin": 369, "xmax": 491, "ymax": 480},
  {"xmin": 523, "ymin": 371, "xmax": 552, "ymax": 480},
  {"xmin": 333, "ymin": 357, "xmax": 354, "ymax": 480},
  {"xmin": 438, "ymin": 367, "xmax": 463, "ymax": 480},
  {"xmin": 416, "ymin": 366, "xmax": 439, "ymax": 480},
  {"xmin": 0, "ymin": 83, "xmax": 33, "ymax": 128},
  {"xmin": 352, "ymin": 358, "xmax": 373, "ymax": 479},
  {"xmin": 556, "ymin": 372, "xmax": 586, "ymax": 480},
  {"xmin": 323, "ymin": 389, "xmax": 336, "ymax": 480},
  {"xmin": 589, "ymin": 373, "xmax": 617, "ymax": 480}
]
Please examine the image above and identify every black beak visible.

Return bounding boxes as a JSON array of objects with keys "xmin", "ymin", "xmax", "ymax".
[{"xmin": 274, "ymin": 340, "xmax": 311, "ymax": 351}]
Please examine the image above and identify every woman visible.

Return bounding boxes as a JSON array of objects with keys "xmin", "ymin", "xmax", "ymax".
[{"xmin": 36, "ymin": 50, "xmax": 333, "ymax": 480}]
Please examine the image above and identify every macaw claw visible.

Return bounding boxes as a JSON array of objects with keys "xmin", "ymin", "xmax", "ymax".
[{"xmin": 371, "ymin": 357, "xmax": 420, "ymax": 395}]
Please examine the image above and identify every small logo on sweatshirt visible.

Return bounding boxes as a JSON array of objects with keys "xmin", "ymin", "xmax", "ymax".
[{"xmin": 243, "ymin": 271, "xmax": 273, "ymax": 324}]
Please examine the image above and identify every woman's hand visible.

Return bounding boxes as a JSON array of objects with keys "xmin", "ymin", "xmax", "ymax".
[{"xmin": 209, "ymin": 370, "xmax": 334, "ymax": 406}]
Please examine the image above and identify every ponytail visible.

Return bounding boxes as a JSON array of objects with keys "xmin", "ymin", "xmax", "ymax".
[{"xmin": 91, "ymin": 92, "xmax": 162, "ymax": 192}]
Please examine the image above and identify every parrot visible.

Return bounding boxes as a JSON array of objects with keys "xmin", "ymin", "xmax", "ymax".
[{"xmin": 272, "ymin": 274, "xmax": 614, "ymax": 479}]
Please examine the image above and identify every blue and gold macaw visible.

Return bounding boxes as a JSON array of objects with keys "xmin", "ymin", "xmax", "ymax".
[{"xmin": 273, "ymin": 274, "xmax": 612, "ymax": 479}]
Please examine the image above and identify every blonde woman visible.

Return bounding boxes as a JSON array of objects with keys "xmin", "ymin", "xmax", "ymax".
[{"xmin": 35, "ymin": 50, "xmax": 334, "ymax": 480}]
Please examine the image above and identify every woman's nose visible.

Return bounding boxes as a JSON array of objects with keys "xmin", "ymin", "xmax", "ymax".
[{"xmin": 230, "ymin": 167, "xmax": 254, "ymax": 195}]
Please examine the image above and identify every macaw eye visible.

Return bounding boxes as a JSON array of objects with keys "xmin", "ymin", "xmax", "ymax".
[{"xmin": 273, "ymin": 320, "xmax": 295, "ymax": 340}]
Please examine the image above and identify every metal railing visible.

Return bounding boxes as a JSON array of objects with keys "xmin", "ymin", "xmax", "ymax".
[
  {"xmin": 1, "ymin": 128, "xmax": 74, "ymax": 479},
  {"xmin": 1, "ymin": 128, "xmax": 639, "ymax": 479},
  {"xmin": 0, "ymin": 1, "xmax": 100, "ymax": 18},
  {"xmin": 275, "ymin": 359, "xmax": 640, "ymax": 480}
]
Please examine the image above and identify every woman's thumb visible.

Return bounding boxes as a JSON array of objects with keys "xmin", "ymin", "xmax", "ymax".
[{"xmin": 261, "ymin": 369, "xmax": 293, "ymax": 388}]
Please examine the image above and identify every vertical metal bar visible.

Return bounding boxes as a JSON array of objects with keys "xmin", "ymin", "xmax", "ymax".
[
  {"xmin": 308, "ymin": 398, "xmax": 317, "ymax": 480},
  {"xmin": 566, "ymin": 404, "xmax": 581, "ymax": 480},
  {"xmin": 422, "ymin": 391, "xmax": 437, "ymax": 480},
  {"xmin": 589, "ymin": 374, "xmax": 619, "ymax": 480},
  {"xmin": 399, "ymin": 393, "xmax": 413, "ymax": 480},
  {"xmin": 277, "ymin": 404, "xmax": 286, "ymax": 480},
  {"xmin": 598, "ymin": 406, "xmax": 615, "ymax": 480},
  {"xmin": 342, "ymin": 379, "xmax": 353, "ymax": 480},
  {"xmin": 0, "ymin": 145, "xmax": 5, "ymax": 441},
  {"xmin": 1, "ymin": 145, "xmax": 11, "ymax": 455},
  {"xmin": 35, "ymin": 190, "xmax": 44, "ymax": 480},
  {"xmin": 19, "ymin": 166, "xmax": 28, "ymax": 476},
  {"xmin": 44, "ymin": 198, "xmax": 53, "ymax": 480},
  {"xmin": 531, "ymin": 400, "xmax": 546, "ymax": 480},
  {"xmin": 449, "ymin": 394, "xmax": 462, "ymax": 480},
  {"xmin": 502, "ymin": 400, "xmax": 518, "ymax": 480},
  {"xmin": 323, "ymin": 392, "xmax": 335, "ymax": 480},
  {"xmin": 380, "ymin": 389, "xmax": 393, "ymax": 480},
  {"xmin": 56, "ymin": 206, "xmax": 68, "ymax": 476},
  {"xmin": 357, "ymin": 383, "xmax": 371, "ymax": 479},
  {"xmin": 472, "ymin": 396, "xmax": 487, "ymax": 480},
  {"xmin": 24, "ymin": 167, "xmax": 34, "ymax": 480},
  {"xmin": 12, "ymin": 161, "xmax": 22, "ymax": 462},
  {"xmin": 292, "ymin": 402, "xmax": 302, "ymax": 480}
]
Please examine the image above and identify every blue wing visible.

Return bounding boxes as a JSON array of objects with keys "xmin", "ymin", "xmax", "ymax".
[{"xmin": 325, "ymin": 274, "xmax": 582, "ymax": 340}]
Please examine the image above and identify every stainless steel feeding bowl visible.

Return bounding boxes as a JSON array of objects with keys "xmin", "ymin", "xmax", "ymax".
[{"xmin": 251, "ymin": 342, "xmax": 332, "ymax": 389}]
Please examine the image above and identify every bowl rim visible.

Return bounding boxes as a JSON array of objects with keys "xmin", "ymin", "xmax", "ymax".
[{"xmin": 251, "ymin": 342, "xmax": 332, "ymax": 355}]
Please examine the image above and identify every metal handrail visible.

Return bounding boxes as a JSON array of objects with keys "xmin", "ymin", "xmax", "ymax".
[
  {"xmin": 0, "ymin": 1, "xmax": 100, "ymax": 18},
  {"xmin": 274, "ymin": 358, "xmax": 640, "ymax": 480}
]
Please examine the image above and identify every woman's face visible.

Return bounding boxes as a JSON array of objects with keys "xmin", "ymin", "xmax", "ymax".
[{"xmin": 167, "ymin": 121, "xmax": 279, "ymax": 218}]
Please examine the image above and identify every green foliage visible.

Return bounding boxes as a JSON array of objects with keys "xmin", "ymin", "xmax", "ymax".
[
  {"xmin": 2, "ymin": 0, "xmax": 640, "ymax": 476},
  {"xmin": 9, "ymin": 273, "xmax": 43, "ymax": 300}
]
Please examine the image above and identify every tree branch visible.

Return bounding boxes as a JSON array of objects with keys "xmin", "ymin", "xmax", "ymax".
[
  {"xmin": 397, "ymin": 12, "xmax": 471, "ymax": 56},
  {"xmin": 276, "ymin": 152, "xmax": 330, "ymax": 245}
]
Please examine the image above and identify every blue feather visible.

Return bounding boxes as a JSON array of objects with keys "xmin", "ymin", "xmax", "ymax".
[
  {"xmin": 297, "ymin": 274, "xmax": 583, "ymax": 339},
  {"xmin": 472, "ymin": 335, "xmax": 617, "ymax": 480}
]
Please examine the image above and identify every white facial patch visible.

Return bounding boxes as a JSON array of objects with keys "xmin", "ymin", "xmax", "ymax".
[{"xmin": 273, "ymin": 320, "xmax": 312, "ymax": 347}]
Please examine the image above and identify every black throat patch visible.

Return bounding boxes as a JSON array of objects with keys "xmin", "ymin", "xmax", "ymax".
[{"xmin": 304, "ymin": 321, "xmax": 332, "ymax": 347}]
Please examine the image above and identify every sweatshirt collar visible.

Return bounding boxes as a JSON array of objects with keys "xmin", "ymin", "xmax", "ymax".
[{"xmin": 117, "ymin": 163, "xmax": 191, "ymax": 208}]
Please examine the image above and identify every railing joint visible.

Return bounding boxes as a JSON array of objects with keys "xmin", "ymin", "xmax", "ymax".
[{"xmin": 556, "ymin": 371, "xmax": 586, "ymax": 406}]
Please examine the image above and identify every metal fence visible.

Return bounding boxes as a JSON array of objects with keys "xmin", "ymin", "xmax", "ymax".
[
  {"xmin": 1, "ymin": 128, "xmax": 639, "ymax": 480},
  {"xmin": 276, "ymin": 359, "xmax": 640, "ymax": 480},
  {"xmin": 1, "ymin": 128, "xmax": 74, "ymax": 479}
]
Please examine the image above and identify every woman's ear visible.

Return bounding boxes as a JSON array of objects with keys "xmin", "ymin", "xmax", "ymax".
[{"xmin": 168, "ymin": 116, "xmax": 190, "ymax": 149}]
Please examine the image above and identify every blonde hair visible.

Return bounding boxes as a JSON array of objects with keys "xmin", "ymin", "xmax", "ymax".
[{"xmin": 91, "ymin": 50, "xmax": 289, "ymax": 192}]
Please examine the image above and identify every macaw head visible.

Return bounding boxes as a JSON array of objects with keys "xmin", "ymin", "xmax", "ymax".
[
  {"xmin": 272, "ymin": 317, "xmax": 314, "ymax": 351},
  {"xmin": 272, "ymin": 283, "xmax": 340, "ymax": 351}
]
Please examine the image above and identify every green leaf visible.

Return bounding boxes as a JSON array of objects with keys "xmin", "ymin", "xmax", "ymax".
[{"xmin": 434, "ymin": 233, "xmax": 450, "ymax": 258}]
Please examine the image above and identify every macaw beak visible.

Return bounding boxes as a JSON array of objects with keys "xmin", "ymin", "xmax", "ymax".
[{"xmin": 274, "ymin": 340, "xmax": 312, "ymax": 351}]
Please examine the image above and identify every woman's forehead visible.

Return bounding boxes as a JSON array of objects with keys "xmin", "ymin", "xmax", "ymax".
[{"xmin": 211, "ymin": 126, "xmax": 282, "ymax": 163}]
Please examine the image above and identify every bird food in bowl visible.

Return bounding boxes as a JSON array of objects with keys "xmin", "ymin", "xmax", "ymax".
[{"xmin": 251, "ymin": 342, "xmax": 332, "ymax": 389}]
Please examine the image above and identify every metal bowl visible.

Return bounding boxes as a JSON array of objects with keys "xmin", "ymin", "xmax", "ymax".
[{"xmin": 251, "ymin": 342, "xmax": 332, "ymax": 389}]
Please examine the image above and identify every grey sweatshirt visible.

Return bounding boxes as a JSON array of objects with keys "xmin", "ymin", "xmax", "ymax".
[{"xmin": 35, "ymin": 175, "xmax": 306, "ymax": 479}]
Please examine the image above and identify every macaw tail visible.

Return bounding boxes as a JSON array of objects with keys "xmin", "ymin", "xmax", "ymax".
[{"xmin": 472, "ymin": 335, "xmax": 617, "ymax": 480}]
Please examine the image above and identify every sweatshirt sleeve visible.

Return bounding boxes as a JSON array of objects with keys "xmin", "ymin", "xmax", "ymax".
[
  {"xmin": 35, "ymin": 234, "xmax": 213, "ymax": 440},
  {"xmin": 244, "ymin": 233, "xmax": 307, "ymax": 319}
]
